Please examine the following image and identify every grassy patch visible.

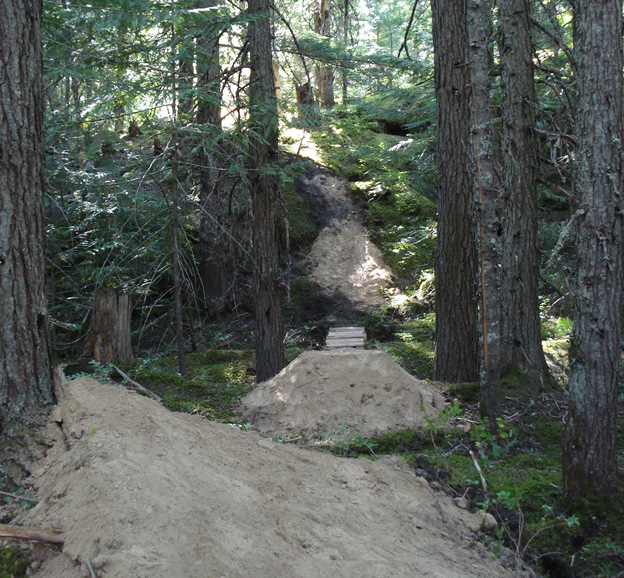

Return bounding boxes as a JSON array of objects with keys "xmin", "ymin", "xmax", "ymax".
[
  {"xmin": 380, "ymin": 341, "xmax": 435, "ymax": 380},
  {"xmin": 132, "ymin": 349, "xmax": 300, "ymax": 422}
]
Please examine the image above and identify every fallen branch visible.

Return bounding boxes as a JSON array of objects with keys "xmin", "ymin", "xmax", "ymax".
[
  {"xmin": 111, "ymin": 365, "xmax": 162, "ymax": 403},
  {"xmin": 0, "ymin": 491, "xmax": 38, "ymax": 505},
  {"xmin": 281, "ymin": 436, "xmax": 304, "ymax": 444},
  {"xmin": 469, "ymin": 450, "xmax": 488, "ymax": 494},
  {"xmin": 0, "ymin": 523, "xmax": 63, "ymax": 545}
]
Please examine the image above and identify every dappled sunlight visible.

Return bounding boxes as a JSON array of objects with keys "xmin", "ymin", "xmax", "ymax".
[
  {"xmin": 280, "ymin": 115, "xmax": 321, "ymax": 163},
  {"xmin": 349, "ymin": 238, "xmax": 392, "ymax": 290}
]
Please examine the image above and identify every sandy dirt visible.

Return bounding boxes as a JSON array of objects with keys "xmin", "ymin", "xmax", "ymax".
[
  {"xmin": 239, "ymin": 349, "xmax": 447, "ymax": 438},
  {"xmin": 12, "ymin": 168, "xmax": 533, "ymax": 578},
  {"xmin": 22, "ymin": 378, "xmax": 525, "ymax": 578},
  {"xmin": 300, "ymin": 170, "xmax": 392, "ymax": 309}
]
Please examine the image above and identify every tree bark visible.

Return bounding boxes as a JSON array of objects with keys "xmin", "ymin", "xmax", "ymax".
[
  {"xmin": 197, "ymin": 1, "xmax": 227, "ymax": 314},
  {"xmin": 467, "ymin": 0, "xmax": 501, "ymax": 424},
  {"xmin": 432, "ymin": 0, "xmax": 479, "ymax": 383},
  {"xmin": 315, "ymin": 0, "xmax": 335, "ymax": 107},
  {"xmin": 563, "ymin": 0, "xmax": 623, "ymax": 502},
  {"xmin": 83, "ymin": 287, "xmax": 134, "ymax": 366},
  {"xmin": 248, "ymin": 0, "xmax": 285, "ymax": 383},
  {"xmin": 0, "ymin": 0, "xmax": 54, "ymax": 427},
  {"xmin": 342, "ymin": 0, "xmax": 349, "ymax": 104},
  {"xmin": 498, "ymin": 0, "xmax": 550, "ymax": 385},
  {"xmin": 170, "ymin": 23, "xmax": 187, "ymax": 377}
]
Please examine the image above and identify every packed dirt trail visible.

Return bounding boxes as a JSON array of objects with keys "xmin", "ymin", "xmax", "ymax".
[
  {"xmin": 296, "ymin": 165, "xmax": 392, "ymax": 310},
  {"xmin": 19, "ymin": 165, "xmax": 530, "ymax": 577},
  {"xmin": 24, "ymin": 378, "xmax": 524, "ymax": 578}
]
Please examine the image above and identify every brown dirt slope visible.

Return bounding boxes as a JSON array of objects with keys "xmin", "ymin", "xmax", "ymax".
[
  {"xmin": 239, "ymin": 348, "xmax": 446, "ymax": 438},
  {"xmin": 24, "ymin": 378, "xmax": 523, "ymax": 578},
  {"xmin": 302, "ymin": 170, "xmax": 392, "ymax": 309}
]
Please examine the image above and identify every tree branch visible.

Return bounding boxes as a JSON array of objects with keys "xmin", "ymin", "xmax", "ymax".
[{"xmin": 398, "ymin": 0, "xmax": 421, "ymax": 59}]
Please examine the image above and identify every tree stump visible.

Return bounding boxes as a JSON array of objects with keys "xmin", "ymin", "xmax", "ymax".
[{"xmin": 83, "ymin": 287, "xmax": 134, "ymax": 366}]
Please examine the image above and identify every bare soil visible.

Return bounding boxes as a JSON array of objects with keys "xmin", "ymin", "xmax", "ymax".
[
  {"xmin": 22, "ymin": 378, "xmax": 526, "ymax": 578},
  {"xmin": 299, "ymin": 169, "xmax": 392, "ymax": 310},
  {"xmin": 8, "ymin": 167, "xmax": 532, "ymax": 577},
  {"xmin": 239, "ymin": 349, "xmax": 447, "ymax": 438}
]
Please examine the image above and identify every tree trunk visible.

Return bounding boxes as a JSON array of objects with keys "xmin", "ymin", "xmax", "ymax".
[
  {"xmin": 171, "ymin": 173, "xmax": 187, "ymax": 377},
  {"xmin": 563, "ymin": 0, "xmax": 623, "ymax": 502},
  {"xmin": 342, "ymin": 0, "xmax": 349, "ymax": 104},
  {"xmin": 315, "ymin": 0, "xmax": 335, "ymax": 107},
  {"xmin": 0, "ymin": 0, "xmax": 54, "ymax": 428},
  {"xmin": 197, "ymin": 2, "xmax": 227, "ymax": 314},
  {"xmin": 83, "ymin": 287, "xmax": 134, "ymax": 366},
  {"xmin": 170, "ymin": 22, "xmax": 187, "ymax": 377},
  {"xmin": 467, "ymin": 0, "xmax": 501, "ymax": 424},
  {"xmin": 498, "ymin": 0, "xmax": 550, "ymax": 385},
  {"xmin": 432, "ymin": 0, "xmax": 479, "ymax": 383},
  {"xmin": 248, "ymin": 0, "xmax": 285, "ymax": 383}
]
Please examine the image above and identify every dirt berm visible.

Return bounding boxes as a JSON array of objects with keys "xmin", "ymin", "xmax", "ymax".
[
  {"xmin": 22, "ymin": 378, "xmax": 525, "ymax": 578},
  {"xmin": 239, "ymin": 348, "xmax": 446, "ymax": 438}
]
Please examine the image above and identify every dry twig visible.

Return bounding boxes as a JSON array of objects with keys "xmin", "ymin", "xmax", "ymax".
[
  {"xmin": 112, "ymin": 365, "xmax": 162, "ymax": 403},
  {"xmin": 0, "ymin": 491, "xmax": 37, "ymax": 505},
  {"xmin": 469, "ymin": 450, "xmax": 489, "ymax": 493},
  {"xmin": 0, "ymin": 523, "xmax": 63, "ymax": 545}
]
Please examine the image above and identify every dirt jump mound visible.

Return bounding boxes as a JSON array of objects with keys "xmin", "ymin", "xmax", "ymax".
[
  {"xmin": 23, "ymin": 378, "xmax": 522, "ymax": 578},
  {"xmin": 239, "ymin": 349, "xmax": 447, "ymax": 438}
]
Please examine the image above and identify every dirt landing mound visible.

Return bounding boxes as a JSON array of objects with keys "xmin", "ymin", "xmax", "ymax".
[
  {"xmin": 303, "ymin": 171, "xmax": 392, "ymax": 309},
  {"xmin": 239, "ymin": 349, "xmax": 447, "ymax": 438},
  {"xmin": 24, "ymin": 378, "xmax": 521, "ymax": 578}
]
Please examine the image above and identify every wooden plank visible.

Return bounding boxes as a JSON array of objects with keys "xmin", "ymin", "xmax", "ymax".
[
  {"xmin": 328, "ymin": 327, "xmax": 365, "ymax": 335},
  {"xmin": 327, "ymin": 333, "xmax": 364, "ymax": 341},
  {"xmin": 326, "ymin": 338, "xmax": 365, "ymax": 348},
  {"xmin": 326, "ymin": 326, "xmax": 367, "ymax": 348}
]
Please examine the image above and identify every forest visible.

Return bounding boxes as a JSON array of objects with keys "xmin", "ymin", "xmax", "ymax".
[{"xmin": 0, "ymin": 0, "xmax": 623, "ymax": 576}]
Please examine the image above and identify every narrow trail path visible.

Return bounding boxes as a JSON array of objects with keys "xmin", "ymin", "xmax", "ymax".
[{"xmin": 296, "ymin": 166, "xmax": 392, "ymax": 310}]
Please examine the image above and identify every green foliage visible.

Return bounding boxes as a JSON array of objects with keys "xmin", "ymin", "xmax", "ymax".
[
  {"xmin": 134, "ymin": 350, "xmax": 256, "ymax": 421},
  {"xmin": 447, "ymin": 382, "xmax": 480, "ymax": 403},
  {"xmin": 317, "ymin": 423, "xmax": 377, "ymax": 457},
  {"xmin": 375, "ymin": 428, "xmax": 422, "ymax": 453},
  {"xmin": 380, "ymin": 340, "xmax": 435, "ymax": 380},
  {"xmin": 278, "ymin": 172, "xmax": 320, "ymax": 253},
  {"xmin": 0, "ymin": 545, "xmax": 27, "ymax": 578},
  {"xmin": 541, "ymin": 316, "xmax": 573, "ymax": 340},
  {"xmin": 310, "ymin": 108, "xmax": 436, "ymax": 287}
]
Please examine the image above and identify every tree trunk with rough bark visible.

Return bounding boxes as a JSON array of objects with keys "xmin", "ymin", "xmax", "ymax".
[
  {"xmin": 342, "ymin": 0, "xmax": 349, "ymax": 104},
  {"xmin": 83, "ymin": 287, "xmax": 134, "ymax": 366},
  {"xmin": 467, "ymin": 0, "xmax": 501, "ymax": 424},
  {"xmin": 563, "ymin": 0, "xmax": 623, "ymax": 502},
  {"xmin": 315, "ymin": 0, "xmax": 335, "ymax": 107},
  {"xmin": 432, "ymin": 0, "xmax": 479, "ymax": 383},
  {"xmin": 498, "ymin": 0, "xmax": 550, "ymax": 385},
  {"xmin": 248, "ymin": 0, "xmax": 285, "ymax": 383},
  {"xmin": 197, "ymin": 2, "xmax": 227, "ymax": 314},
  {"xmin": 0, "ymin": 0, "xmax": 54, "ymax": 428}
]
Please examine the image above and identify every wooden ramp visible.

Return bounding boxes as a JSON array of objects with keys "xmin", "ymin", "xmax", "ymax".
[{"xmin": 325, "ymin": 327, "xmax": 366, "ymax": 349}]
